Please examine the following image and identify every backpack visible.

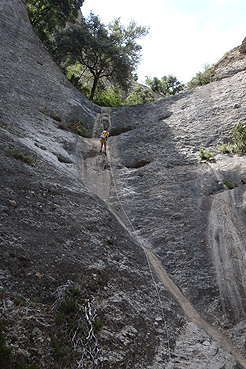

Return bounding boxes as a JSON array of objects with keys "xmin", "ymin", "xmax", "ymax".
[{"xmin": 100, "ymin": 130, "xmax": 108, "ymax": 139}]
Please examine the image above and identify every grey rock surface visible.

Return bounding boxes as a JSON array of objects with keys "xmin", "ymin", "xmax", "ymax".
[
  {"xmin": 211, "ymin": 43, "xmax": 246, "ymax": 81},
  {"xmin": 1, "ymin": 0, "xmax": 246, "ymax": 368},
  {"xmin": 240, "ymin": 37, "xmax": 246, "ymax": 54}
]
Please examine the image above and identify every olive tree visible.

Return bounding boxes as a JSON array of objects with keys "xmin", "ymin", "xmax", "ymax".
[{"xmin": 54, "ymin": 13, "xmax": 149, "ymax": 100}]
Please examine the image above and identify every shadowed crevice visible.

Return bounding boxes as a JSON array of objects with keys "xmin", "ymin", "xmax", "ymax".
[
  {"xmin": 109, "ymin": 126, "xmax": 133, "ymax": 137},
  {"xmin": 125, "ymin": 159, "xmax": 152, "ymax": 169}
]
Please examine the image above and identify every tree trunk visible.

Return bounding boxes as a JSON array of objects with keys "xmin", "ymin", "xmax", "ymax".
[{"xmin": 89, "ymin": 75, "xmax": 99, "ymax": 100}]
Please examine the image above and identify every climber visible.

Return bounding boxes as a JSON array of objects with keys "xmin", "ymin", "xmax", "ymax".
[{"xmin": 100, "ymin": 129, "xmax": 109, "ymax": 154}]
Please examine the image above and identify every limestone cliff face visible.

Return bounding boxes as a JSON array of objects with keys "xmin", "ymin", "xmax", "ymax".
[
  {"xmin": 109, "ymin": 74, "xmax": 246, "ymax": 322},
  {"xmin": 1, "ymin": 1, "xmax": 246, "ymax": 368}
]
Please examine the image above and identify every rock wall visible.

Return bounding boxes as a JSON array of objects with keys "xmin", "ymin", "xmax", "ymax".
[
  {"xmin": 1, "ymin": 1, "xmax": 246, "ymax": 368},
  {"xmin": 0, "ymin": 1, "xmax": 175, "ymax": 368},
  {"xmin": 109, "ymin": 73, "xmax": 246, "ymax": 323},
  {"xmin": 107, "ymin": 68, "xmax": 246, "ymax": 366}
]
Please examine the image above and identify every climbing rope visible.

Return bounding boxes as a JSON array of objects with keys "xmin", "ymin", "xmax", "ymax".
[{"xmin": 107, "ymin": 145, "xmax": 172, "ymax": 362}]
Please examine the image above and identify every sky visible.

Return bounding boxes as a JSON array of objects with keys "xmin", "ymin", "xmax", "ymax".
[{"xmin": 81, "ymin": 0, "xmax": 245, "ymax": 85}]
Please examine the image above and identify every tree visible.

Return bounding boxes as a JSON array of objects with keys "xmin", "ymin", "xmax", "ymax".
[
  {"xmin": 145, "ymin": 76, "xmax": 162, "ymax": 92},
  {"xmin": 186, "ymin": 63, "xmax": 213, "ymax": 89},
  {"xmin": 26, "ymin": 0, "xmax": 84, "ymax": 50},
  {"xmin": 125, "ymin": 86, "xmax": 155, "ymax": 105},
  {"xmin": 93, "ymin": 86, "xmax": 123, "ymax": 107},
  {"xmin": 54, "ymin": 13, "xmax": 149, "ymax": 100},
  {"xmin": 107, "ymin": 18, "xmax": 149, "ymax": 68},
  {"xmin": 145, "ymin": 75, "xmax": 185, "ymax": 96}
]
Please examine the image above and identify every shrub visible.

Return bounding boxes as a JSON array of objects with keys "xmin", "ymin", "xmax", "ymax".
[
  {"xmin": 199, "ymin": 149, "xmax": 214, "ymax": 161},
  {"xmin": 217, "ymin": 143, "xmax": 233, "ymax": 154},
  {"xmin": 52, "ymin": 339, "xmax": 72, "ymax": 359},
  {"xmin": 186, "ymin": 63, "xmax": 214, "ymax": 89},
  {"xmin": 218, "ymin": 122, "xmax": 246, "ymax": 156},
  {"xmin": 58, "ymin": 299, "xmax": 79, "ymax": 316},
  {"xmin": 232, "ymin": 122, "xmax": 246, "ymax": 155},
  {"xmin": 145, "ymin": 74, "xmax": 185, "ymax": 96},
  {"xmin": 55, "ymin": 286, "xmax": 84, "ymax": 325},
  {"xmin": 52, "ymin": 281, "xmax": 102, "ymax": 367},
  {"xmin": 125, "ymin": 86, "xmax": 155, "ymax": 105},
  {"xmin": 92, "ymin": 319, "xmax": 103, "ymax": 334},
  {"xmin": 93, "ymin": 86, "xmax": 123, "ymax": 107}
]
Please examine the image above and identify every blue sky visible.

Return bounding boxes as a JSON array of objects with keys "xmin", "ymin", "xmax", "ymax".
[{"xmin": 82, "ymin": 0, "xmax": 246, "ymax": 84}]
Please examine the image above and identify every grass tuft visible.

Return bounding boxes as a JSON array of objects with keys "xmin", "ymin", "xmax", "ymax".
[{"xmin": 2, "ymin": 149, "xmax": 35, "ymax": 165}]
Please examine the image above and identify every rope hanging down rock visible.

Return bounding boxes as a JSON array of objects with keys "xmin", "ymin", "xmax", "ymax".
[{"xmin": 107, "ymin": 146, "xmax": 172, "ymax": 362}]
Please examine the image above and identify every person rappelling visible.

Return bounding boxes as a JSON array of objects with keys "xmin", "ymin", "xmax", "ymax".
[{"xmin": 99, "ymin": 129, "xmax": 109, "ymax": 155}]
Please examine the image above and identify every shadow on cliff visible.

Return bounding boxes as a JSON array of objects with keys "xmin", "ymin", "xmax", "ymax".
[{"xmin": 104, "ymin": 91, "xmax": 246, "ymax": 326}]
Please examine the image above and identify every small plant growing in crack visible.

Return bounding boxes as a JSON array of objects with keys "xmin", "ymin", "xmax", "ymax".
[
  {"xmin": 58, "ymin": 120, "xmax": 91, "ymax": 138},
  {"xmin": 199, "ymin": 149, "xmax": 214, "ymax": 161},
  {"xmin": 217, "ymin": 143, "xmax": 233, "ymax": 154},
  {"xmin": 218, "ymin": 122, "xmax": 246, "ymax": 155},
  {"xmin": 2, "ymin": 149, "xmax": 36, "ymax": 165},
  {"xmin": 222, "ymin": 179, "xmax": 239, "ymax": 189}
]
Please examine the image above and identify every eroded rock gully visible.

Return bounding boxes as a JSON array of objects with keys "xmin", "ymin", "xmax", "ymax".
[
  {"xmin": 78, "ymin": 105, "xmax": 246, "ymax": 368},
  {"xmin": 1, "ymin": 0, "xmax": 246, "ymax": 368}
]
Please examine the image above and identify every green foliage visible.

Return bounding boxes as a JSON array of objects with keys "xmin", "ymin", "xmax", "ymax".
[
  {"xmin": 93, "ymin": 86, "xmax": 123, "ymax": 107},
  {"xmin": 66, "ymin": 286, "xmax": 82, "ymax": 300},
  {"xmin": 58, "ymin": 299, "xmax": 79, "ymax": 316},
  {"xmin": 186, "ymin": 63, "xmax": 214, "ymax": 89},
  {"xmin": 218, "ymin": 122, "xmax": 246, "ymax": 156},
  {"xmin": 217, "ymin": 143, "xmax": 233, "ymax": 154},
  {"xmin": 232, "ymin": 122, "xmax": 246, "ymax": 155},
  {"xmin": 92, "ymin": 319, "xmax": 103, "ymax": 334},
  {"xmin": 199, "ymin": 149, "xmax": 214, "ymax": 161},
  {"xmin": 55, "ymin": 299, "xmax": 79, "ymax": 325},
  {"xmin": 125, "ymin": 85, "xmax": 155, "ymax": 105},
  {"xmin": 26, "ymin": 1, "xmax": 150, "ymax": 104},
  {"xmin": 52, "ymin": 282, "xmax": 102, "ymax": 366},
  {"xmin": 59, "ymin": 120, "xmax": 91, "ymax": 137},
  {"xmin": 55, "ymin": 285, "xmax": 85, "ymax": 325},
  {"xmin": 222, "ymin": 179, "xmax": 239, "ymax": 189},
  {"xmin": 63, "ymin": 63, "xmax": 91, "ymax": 98},
  {"xmin": 52, "ymin": 339, "xmax": 73, "ymax": 359},
  {"xmin": 54, "ymin": 13, "xmax": 149, "ymax": 100},
  {"xmin": 107, "ymin": 17, "xmax": 149, "ymax": 67},
  {"xmin": 26, "ymin": 0, "xmax": 84, "ymax": 51},
  {"xmin": 145, "ymin": 74, "xmax": 185, "ymax": 96},
  {"xmin": 2, "ymin": 149, "xmax": 35, "ymax": 164}
]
